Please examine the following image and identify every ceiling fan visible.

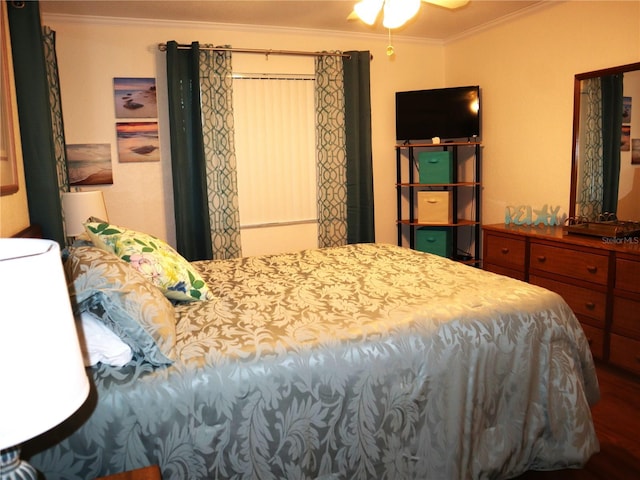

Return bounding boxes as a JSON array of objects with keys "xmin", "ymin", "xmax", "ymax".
[{"xmin": 348, "ymin": 0, "xmax": 470, "ymax": 29}]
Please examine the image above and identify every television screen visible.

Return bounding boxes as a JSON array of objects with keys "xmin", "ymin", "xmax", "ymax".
[{"xmin": 395, "ymin": 86, "xmax": 480, "ymax": 142}]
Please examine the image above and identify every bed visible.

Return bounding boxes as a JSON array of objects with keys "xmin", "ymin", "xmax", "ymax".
[{"xmin": 24, "ymin": 222, "xmax": 600, "ymax": 480}]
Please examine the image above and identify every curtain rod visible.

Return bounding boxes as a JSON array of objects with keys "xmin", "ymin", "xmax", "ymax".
[{"xmin": 157, "ymin": 43, "xmax": 351, "ymax": 58}]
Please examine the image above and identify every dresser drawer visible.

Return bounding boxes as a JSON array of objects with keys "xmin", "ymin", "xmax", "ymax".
[
  {"xmin": 580, "ymin": 323, "xmax": 605, "ymax": 360},
  {"xmin": 483, "ymin": 233, "xmax": 526, "ymax": 271},
  {"xmin": 616, "ymin": 258, "xmax": 640, "ymax": 294},
  {"xmin": 529, "ymin": 242, "xmax": 609, "ymax": 285},
  {"xmin": 529, "ymin": 274, "xmax": 607, "ymax": 326},
  {"xmin": 609, "ymin": 333, "xmax": 640, "ymax": 376},
  {"xmin": 612, "ymin": 295, "xmax": 640, "ymax": 339},
  {"xmin": 483, "ymin": 263, "xmax": 526, "ymax": 281}
]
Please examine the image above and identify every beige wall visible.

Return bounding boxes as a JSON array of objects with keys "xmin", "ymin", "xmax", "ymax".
[
  {"xmin": 0, "ymin": 1, "xmax": 29, "ymax": 237},
  {"xmin": 5, "ymin": 1, "xmax": 638, "ymax": 248},
  {"xmin": 446, "ymin": 0, "xmax": 640, "ymax": 224},
  {"xmin": 618, "ymin": 70, "xmax": 640, "ymax": 220},
  {"xmin": 41, "ymin": 15, "xmax": 444, "ymax": 251}
]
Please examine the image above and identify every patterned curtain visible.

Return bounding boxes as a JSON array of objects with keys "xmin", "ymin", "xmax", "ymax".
[
  {"xmin": 42, "ymin": 26, "xmax": 70, "ymax": 231},
  {"xmin": 199, "ymin": 48, "xmax": 242, "ymax": 259},
  {"xmin": 314, "ymin": 55, "xmax": 348, "ymax": 247},
  {"xmin": 166, "ymin": 42, "xmax": 241, "ymax": 260},
  {"xmin": 7, "ymin": 1, "xmax": 65, "ymax": 244},
  {"xmin": 578, "ymin": 77, "xmax": 603, "ymax": 220}
]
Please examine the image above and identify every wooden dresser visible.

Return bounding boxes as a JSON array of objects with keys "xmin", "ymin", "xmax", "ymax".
[{"xmin": 483, "ymin": 223, "xmax": 640, "ymax": 376}]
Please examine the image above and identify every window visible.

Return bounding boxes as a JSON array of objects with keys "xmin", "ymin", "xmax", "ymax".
[{"xmin": 233, "ymin": 74, "xmax": 317, "ymax": 230}]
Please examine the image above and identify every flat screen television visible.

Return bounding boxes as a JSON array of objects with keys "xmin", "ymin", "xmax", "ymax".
[{"xmin": 395, "ymin": 86, "xmax": 480, "ymax": 142}]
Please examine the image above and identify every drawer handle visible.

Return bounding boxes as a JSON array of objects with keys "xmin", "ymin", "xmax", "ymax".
[
  {"xmin": 585, "ymin": 302, "xmax": 596, "ymax": 311},
  {"xmin": 501, "ymin": 247, "xmax": 510, "ymax": 254},
  {"xmin": 536, "ymin": 255, "xmax": 546, "ymax": 263},
  {"xmin": 586, "ymin": 265, "xmax": 598, "ymax": 274}
]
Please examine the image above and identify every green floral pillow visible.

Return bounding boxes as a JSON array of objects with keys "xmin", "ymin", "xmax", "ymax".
[
  {"xmin": 84, "ymin": 222, "xmax": 210, "ymax": 302},
  {"xmin": 65, "ymin": 245, "xmax": 176, "ymax": 366}
]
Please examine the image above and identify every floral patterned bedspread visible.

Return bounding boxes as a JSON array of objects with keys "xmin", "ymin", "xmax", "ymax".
[{"xmin": 28, "ymin": 243, "xmax": 599, "ymax": 479}]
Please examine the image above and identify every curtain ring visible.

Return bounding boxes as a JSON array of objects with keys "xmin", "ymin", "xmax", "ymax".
[{"xmin": 11, "ymin": 1, "xmax": 26, "ymax": 8}]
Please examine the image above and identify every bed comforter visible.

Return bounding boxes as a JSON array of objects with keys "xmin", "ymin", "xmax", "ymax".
[{"xmin": 27, "ymin": 243, "xmax": 599, "ymax": 479}]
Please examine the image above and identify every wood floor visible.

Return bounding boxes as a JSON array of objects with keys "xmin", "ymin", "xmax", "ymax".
[{"xmin": 516, "ymin": 363, "xmax": 640, "ymax": 479}]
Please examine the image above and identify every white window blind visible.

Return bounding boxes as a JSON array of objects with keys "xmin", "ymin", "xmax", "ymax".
[{"xmin": 233, "ymin": 74, "xmax": 317, "ymax": 229}]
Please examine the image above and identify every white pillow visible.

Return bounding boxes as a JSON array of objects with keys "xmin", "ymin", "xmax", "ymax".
[{"xmin": 75, "ymin": 311, "xmax": 133, "ymax": 367}]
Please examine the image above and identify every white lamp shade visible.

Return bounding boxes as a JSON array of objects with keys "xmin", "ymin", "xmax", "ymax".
[
  {"xmin": 62, "ymin": 190, "xmax": 108, "ymax": 237},
  {"xmin": 0, "ymin": 239, "xmax": 90, "ymax": 450}
]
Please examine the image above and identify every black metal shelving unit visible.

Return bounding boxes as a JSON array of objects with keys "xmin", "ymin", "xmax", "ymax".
[{"xmin": 395, "ymin": 141, "xmax": 481, "ymax": 265}]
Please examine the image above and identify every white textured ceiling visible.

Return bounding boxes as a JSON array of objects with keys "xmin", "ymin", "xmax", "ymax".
[{"xmin": 39, "ymin": 0, "xmax": 546, "ymax": 41}]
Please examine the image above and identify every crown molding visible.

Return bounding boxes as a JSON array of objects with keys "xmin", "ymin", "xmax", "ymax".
[
  {"xmin": 40, "ymin": 12, "xmax": 443, "ymax": 47},
  {"xmin": 444, "ymin": 0, "xmax": 561, "ymax": 45}
]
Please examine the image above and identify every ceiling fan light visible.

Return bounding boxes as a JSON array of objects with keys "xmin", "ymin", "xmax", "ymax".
[
  {"xmin": 422, "ymin": 0, "xmax": 469, "ymax": 9},
  {"xmin": 383, "ymin": 0, "xmax": 421, "ymax": 29},
  {"xmin": 353, "ymin": 0, "xmax": 385, "ymax": 25}
]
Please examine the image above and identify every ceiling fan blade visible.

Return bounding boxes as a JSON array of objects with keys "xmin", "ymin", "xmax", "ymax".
[
  {"xmin": 347, "ymin": 0, "xmax": 469, "ymax": 22},
  {"xmin": 423, "ymin": 0, "xmax": 470, "ymax": 9},
  {"xmin": 348, "ymin": 0, "xmax": 384, "ymax": 23},
  {"xmin": 347, "ymin": 11, "xmax": 360, "ymax": 21}
]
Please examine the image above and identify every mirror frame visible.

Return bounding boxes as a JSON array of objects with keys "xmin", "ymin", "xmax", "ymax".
[{"xmin": 569, "ymin": 61, "xmax": 640, "ymax": 220}]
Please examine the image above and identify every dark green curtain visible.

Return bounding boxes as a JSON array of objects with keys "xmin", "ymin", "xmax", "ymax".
[
  {"xmin": 7, "ymin": 0, "xmax": 64, "ymax": 244},
  {"xmin": 165, "ymin": 41, "xmax": 213, "ymax": 261},
  {"xmin": 343, "ymin": 51, "xmax": 375, "ymax": 243},
  {"xmin": 601, "ymin": 73, "xmax": 623, "ymax": 214}
]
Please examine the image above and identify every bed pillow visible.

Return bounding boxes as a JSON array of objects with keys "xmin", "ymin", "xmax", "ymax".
[
  {"xmin": 65, "ymin": 245, "xmax": 176, "ymax": 366},
  {"xmin": 84, "ymin": 221, "xmax": 210, "ymax": 302},
  {"xmin": 75, "ymin": 311, "xmax": 133, "ymax": 367}
]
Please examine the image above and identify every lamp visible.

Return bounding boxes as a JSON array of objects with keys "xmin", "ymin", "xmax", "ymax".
[
  {"xmin": 62, "ymin": 190, "xmax": 109, "ymax": 239},
  {"xmin": 0, "ymin": 239, "xmax": 90, "ymax": 479}
]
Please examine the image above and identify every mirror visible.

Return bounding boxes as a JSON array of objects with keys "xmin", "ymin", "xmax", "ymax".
[{"xmin": 570, "ymin": 62, "xmax": 640, "ymax": 223}]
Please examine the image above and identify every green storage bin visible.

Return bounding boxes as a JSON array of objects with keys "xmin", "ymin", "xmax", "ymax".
[
  {"xmin": 416, "ymin": 227, "xmax": 451, "ymax": 258},
  {"xmin": 418, "ymin": 151, "xmax": 452, "ymax": 184}
]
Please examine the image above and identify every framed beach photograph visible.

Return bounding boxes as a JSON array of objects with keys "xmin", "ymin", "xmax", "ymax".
[
  {"xmin": 113, "ymin": 77, "xmax": 157, "ymax": 118},
  {"xmin": 1, "ymin": 4, "xmax": 19, "ymax": 196},
  {"xmin": 67, "ymin": 143, "xmax": 114, "ymax": 186},
  {"xmin": 623, "ymin": 96, "xmax": 632, "ymax": 124},
  {"xmin": 116, "ymin": 122, "xmax": 160, "ymax": 163}
]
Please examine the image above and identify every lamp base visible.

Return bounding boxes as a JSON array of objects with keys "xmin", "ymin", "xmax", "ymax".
[{"xmin": 0, "ymin": 447, "xmax": 37, "ymax": 480}]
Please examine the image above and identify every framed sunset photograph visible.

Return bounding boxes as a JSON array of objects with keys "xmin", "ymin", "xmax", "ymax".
[
  {"xmin": 621, "ymin": 125, "xmax": 631, "ymax": 151},
  {"xmin": 116, "ymin": 122, "xmax": 160, "ymax": 163}
]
